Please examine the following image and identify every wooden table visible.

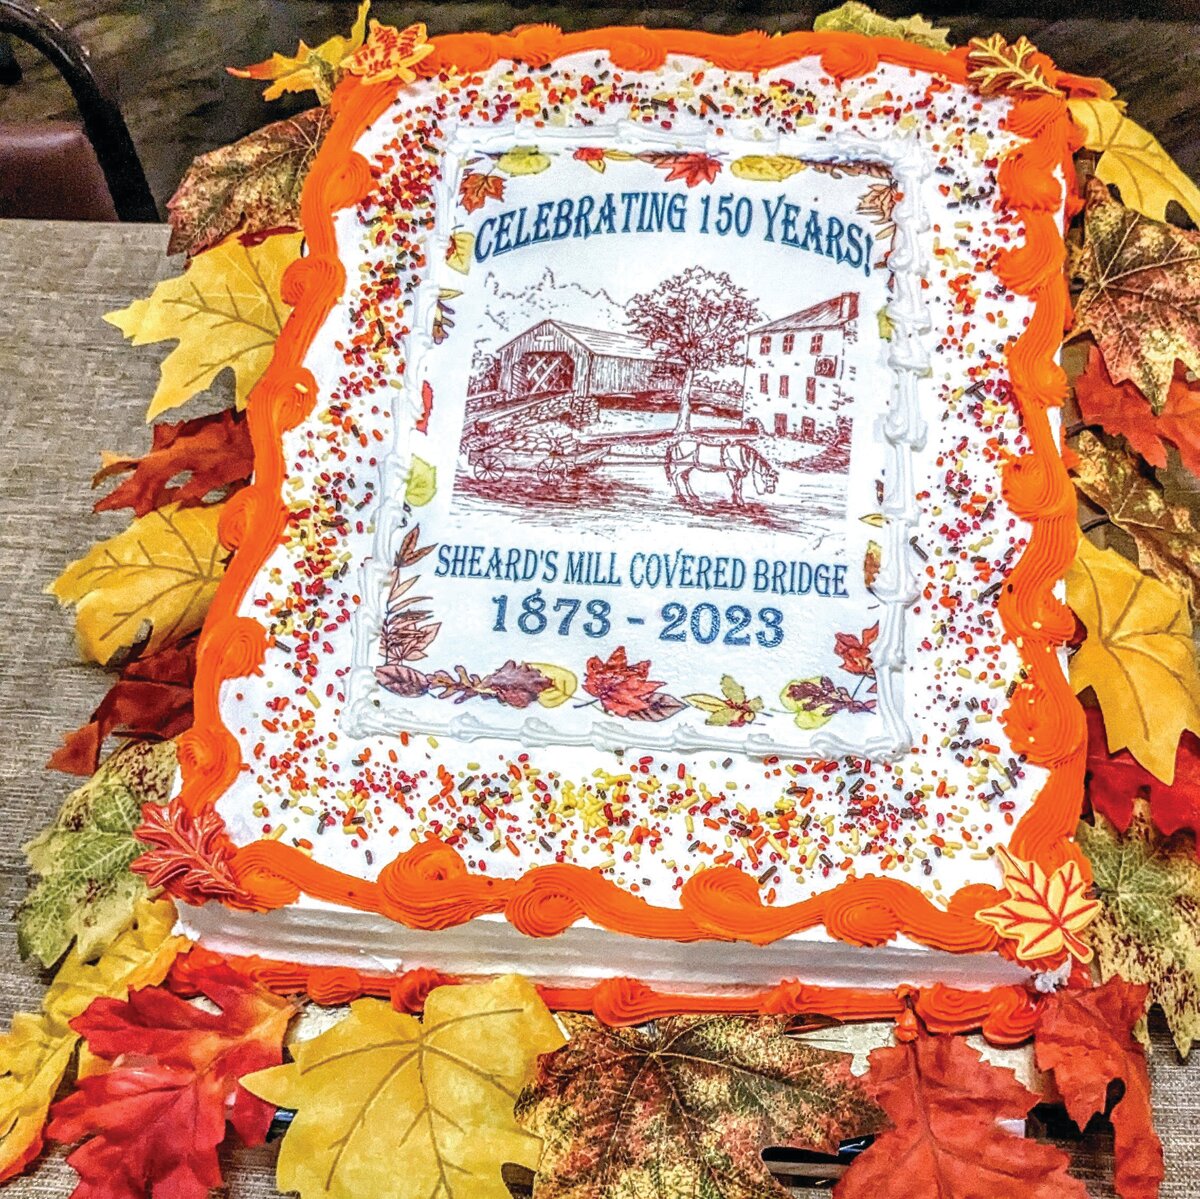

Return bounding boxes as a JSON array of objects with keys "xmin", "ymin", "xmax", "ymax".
[{"xmin": 1, "ymin": 218, "xmax": 1197, "ymax": 1196}]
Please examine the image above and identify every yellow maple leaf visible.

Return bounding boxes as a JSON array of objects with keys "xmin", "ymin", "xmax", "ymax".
[
  {"xmin": 1067, "ymin": 535, "xmax": 1200, "ymax": 783},
  {"xmin": 106, "ymin": 232, "xmax": 300, "ymax": 420},
  {"xmin": 976, "ymin": 848, "xmax": 1100, "ymax": 963},
  {"xmin": 243, "ymin": 975, "xmax": 564, "ymax": 1199},
  {"xmin": 0, "ymin": 900, "xmax": 183, "ymax": 1181},
  {"xmin": 1070, "ymin": 98, "xmax": 1200, "ymax": 229},
  {"xmin": 49, "ymin": 502, "xmax": 227, "ymax": 665},
  {"xmin": 228, "ymin": 0, "xmax": 370, "ymax": 103}
]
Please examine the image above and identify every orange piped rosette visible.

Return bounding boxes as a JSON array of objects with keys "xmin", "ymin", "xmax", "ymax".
[{"xmin": 173, "ymin": 24, "xmax": 1090, "ymax": 1024}]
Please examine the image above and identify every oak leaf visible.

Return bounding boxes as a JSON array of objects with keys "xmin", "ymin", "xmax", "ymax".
[
  {"xmin": 834, "ymin": 1031, "xmax": 1086, "ymax": 1199},
  {"xmin": 243, "ymin": 975, "xmax": 564, "ymax": 1199},
  {"xmin": 517, "ymin": 1014, "xmax": 880, "ymax": 1199},
  {"xmin": 965, "ymin": 33, "xmax": 1059, "ymax": 97},
  {"xmin": 93, "ymin": 408, "xmax": 253, "ymax": 518},
  {"xmin": 974, "ymin": 847, "xmax": 1099, "ymax": 963},
  {"xmin": 813, "ymin": 2, "xmax": 950, "ymax": 48},
  {"xmin": 49, "ymin": 502, "xmax": 228, "ymax": 666},
  {"xmin": 343, "ymin": 20, "xmax": 434, "ymax": 86},
  {"xmin": 49, "ymin": 965, "xmax": 294, "ymax": 1199},
  {"xmin": 1035, "ymin": 979, "xmax": 1164, "ymax": 1199},
  {"xmin": 132, "ymin": 798, "xmax": 251, "ymax": 905},
  {"xmin": 1079, "ymin": 807, "xmax": 1200, "ymax": 1056},
  {"xmin": 1070, "ymin": 98, "xmax": 1200, "ymax": 228},
  {"xmin": 19, "ymin": 740, "xmax": 177, "ymax": 967},
  {"xmin": 1074, "ymin": 346, "xmax": 1200, "ymax": 479},
  {"xmin": 1072, "ymin": 179, "xmax": 1200, "ymax": 411},
  {"xmin": 583, "ymin": 646, "xmax": 683, "ymax": 720},
  {"xmin": 105, "ymin": 232, "xmax": 300, "ymax": 419},
  {"xmin": 1066, "ymin": 534, "xmax": 1200, "ymax": 783},
  {"xmin": 1073, "ymin": 430, "xmax": 1200, "ymax": 613},
  {"xmin": 0, "ymin": 900, "xmax": 183, "ymax": 1182},
  {"xmin": 167, "ymin": 108, "xmax": 331, "ymax": 258},
  {"xmin": 48, "ymin": 635, "xmax": 196, "ymax": 775},
  {"xmin": 228, "ymin": 0, "xmax": 368, "ymax": 103}
]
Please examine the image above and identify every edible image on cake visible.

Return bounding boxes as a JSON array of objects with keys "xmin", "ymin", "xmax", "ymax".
[{"xmin": 351, "ymin": 138, "xmax": 917, "ymax": 760}]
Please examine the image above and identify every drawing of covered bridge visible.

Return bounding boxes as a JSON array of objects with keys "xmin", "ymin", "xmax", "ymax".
[{"xmin": 466, "ymin": 318, "xmax": 685, "ymax": 430}]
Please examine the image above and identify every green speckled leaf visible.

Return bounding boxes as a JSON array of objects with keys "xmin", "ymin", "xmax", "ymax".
[{"xmin": 19, "ymin": 740, "xmax": 177, "ymax": 967}]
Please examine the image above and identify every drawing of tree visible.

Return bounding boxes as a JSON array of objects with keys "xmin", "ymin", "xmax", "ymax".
[{"xmin": 625, "ymin": 267, "xmax": 760, "ymax": 432}]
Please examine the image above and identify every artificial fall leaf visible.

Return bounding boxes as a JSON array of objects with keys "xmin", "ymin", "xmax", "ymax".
[
  {"xmin": 105, "ymin": 231, "xmax": 300, "ymax": 420},
  {"xmin": 1067, "ymin": 535, "xmax": 1200, "ymax": 782},
  {"xmin": 228, "ymin": 0, "xmax": 368, "ymax": 103},
  {"xmin": 19, "ymin": 740, "xmax": 177, "ymax": 968},
  {"xmin": 1072, "ymin": 179, "xmax": 1200, "ymax": 412},
  {"xmin": 48, "ymin": 634, "xmax": 196, "ymax": 775},
  {"xmin": 834, "ymin": 1031, "xmax": 1086, "ymax": 1199},
  {"xmin": 166, "ymin": 108, "xmax": 331, "ymax": 258},
  {"xmin": 49, "ymin": 502, "xmax": 228, "ymax": 666},
  {"xmin": 1035, "ymin": 980, "xmax": 1165, "ymax": 1199},
  {"xmin": 1070, "ymin": 98, "xmax": 1200, "ymax": 228},
  {"xmin": 517, "ymin": 1014, "xmax": 880, "ymax": 1199},
  {"xmin": 0, "ymin": 900, "xmax": 183, "ymax": 1182},
  {"xmin": 1086, "ymin": 706, "xmax": 1200, "ymax": 851},
  {"xmin": 965, "ymin": 33, "xmax": 1059, "ymax": 98},
  {"xmin": 1074, "ymin": 345, "xmax": 1200, "ymax": 479},
  {"xmin": 974, "ymin": 846, "xmax": 1100, "ymax": 963},
  {"xmin": 813, "ymin": 2, "xmax": 950, "ymax": 49},
  {"xmin": 93, "ymin": 408, "xmax": 253, "ymax": 518},
  {"xmin": 243, "ymin": 975, "xmax": 563, "ymax": 1199},
  {"xmin": 49, "ymin": 965, "xmax": 294, "ymax": 1199},
  {"xmin": 343, "ymin": 20, "xmax": 434, "ymax": 85},
  {"xmin": 1079, "ymin": 808, "xmax": 1200, "ymax": 1056},
  {"xmin": 1073, "ymin": 430, "xmax": 1200, "ymax": 612}
]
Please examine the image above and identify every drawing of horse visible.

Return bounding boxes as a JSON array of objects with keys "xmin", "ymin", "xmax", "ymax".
[{"xmin": 664, "ymin": 438, "xmax": 779, "ymax": 507}]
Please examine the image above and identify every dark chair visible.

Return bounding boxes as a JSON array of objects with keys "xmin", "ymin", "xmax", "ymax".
[{"xmin": 0, "ymin": 0, "xmax": 157, "ymax": 222}]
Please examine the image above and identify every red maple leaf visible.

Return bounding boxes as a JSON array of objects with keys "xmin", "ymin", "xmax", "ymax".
[
  {"xmin": 93, "ymin": 409, "xmax": 253, "ymax": 517},
  {"xmin": 833, "ymin": 623, "xmax": 879, "ymax": 676},
  {"xmin": 48, "ymin": 965, "xmax": 294, "ymax": 1199},
  {"xmin": 132, "ymin": 798, "xmax": 250, "ymax": 904},
  {"xmin": 1075, "ymin": 344, "xmax": 1200, "ymax": 477},
  {"xmin": 458, "ymin": 170, "xmax": 504, "ymax": 212},
  {"xmin": 835, "ymin": 1030, "xmax": 1087, "ymax": 1199},
  {"xmin": 1085, "ymin": 706, "xmax": 1200, "ymax": 855},
  {"xmin": 648, "ymin": 151, "xmax": 722, "ymax": 187},
  {"xmin": 572, "ymin": 146, "xmax": 606, "ymax": 164},
  {"xmin": 583, "ymin": 646, "xmax": 670, "ymax": 717},
  {"xmin": 1035, "ymin": 981, "xmax": 1165, "ymax": 1199},
  {"xmin": 48, "ymin": 635, "xmax": 197, "ymax": 775}
]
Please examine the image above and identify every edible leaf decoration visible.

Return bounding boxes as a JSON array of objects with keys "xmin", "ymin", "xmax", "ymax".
[
  {"xmin": 49, "ymin": 635, "xmax": 195, "ymax": 775},
  {"xmin": 1079, "ymin": 807, "xmax": 1200, "ymax": 1057},
  {"xmin": 49, "ymin": 965, "xmax": 294, "ymax": 1199},
  {"xmin": 49, "ymin": 502, "xmax": 228, "ymax": 666},
  {"xmin": 0, "ymin": 900, "xmax": 183, "ymax": 1183},
  {"xmin": 834, "ymin": 1030, "xmax": 1086, "ymax": 1199},
  {"xmin": 93, "ymin": 408, "xmax": 253, "ymax": 518},
  {"xmin": 1070, "ymin": 98, "xmax": 1200, "ymax": 228},
  {"xmin": 131, "ymin": 798, "xmax": 250, "ymax": 905},
  {"xmin": 813, "ymin": 2, "xmax": 950, "ymax": 49},
  {"xmin": 582, "ymin": 646, "xmax": 685, "ymax": 722},
  {"xmin": 19, "ymin": 740, "xmax": 177, "ymax": 968},
  {"xmin": 1075, "ymin": 345, "xmax": 1200, "ymax": 480},
  {"xmin": 683, "ymin": 674, "xmax": 764, "ymax": 727},
  {"xmin": 344, "ymin": 21, "xmax": 434, "ymax": 85},
  {"xmin": 517, "ymin": 1013, "xmax": 880, "ymax": 1199},
  {"xmin": 1072, "ymin": 178, "xmax": 1200, "ymax": 412},
  {"xmin": 167, "ymin": 108, "xmax": 332, "ymax": 258},
  {"xmin": 1073, "ymin": 430, "xmax": 1200, "ymax": 613},
  {"xmin": 228, "ymin": 0, "xmax": 369, "ymax": 103},
  {"xmin": 243, "ymin": 974, "xmax": 564, "ymax": 1199},
  {"xmin": 1035, "ymin": 979, "xmax": 1165, "ymax": 1199},
  {"xmin": 975, "ymin": 847, "xmax": 1099, "ymax": 963},
  {"xmin": 105, "ymin": 231, "xmax": 300, "ymax": 420},
  {"xmin": 965, "ymin": 33, "xmax": 1059, "ymax": 97},
  {"xmin": 1067, "ymin": 535, "xmax": 1200, "ymax": 783}
]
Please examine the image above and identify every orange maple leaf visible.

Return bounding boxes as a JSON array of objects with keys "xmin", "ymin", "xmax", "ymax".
[
  {"xmin": 459, "ymin": 171, "xmax": 505, "ymax": 213},
  {"xmin": 344, "ymin": 20, "xmax": 434, "ymax": 85},
  {"xmin": 975, "ymin": 847, "xmax": 1100, "ymax": 963}
]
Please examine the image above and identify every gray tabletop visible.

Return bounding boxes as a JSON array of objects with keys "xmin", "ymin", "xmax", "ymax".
[{"xmin": 0, "ymin": 217, "xmax": 1197, "ymax": 1196}]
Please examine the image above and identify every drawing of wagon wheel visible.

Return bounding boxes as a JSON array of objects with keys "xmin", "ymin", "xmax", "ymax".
[
  {"xmin": 532, "ymin": 431, "xmax": 576, "ymax": 485},
  {"xmin": 473, "ymin": 447, "xmax": 506, "ymax": 481}
]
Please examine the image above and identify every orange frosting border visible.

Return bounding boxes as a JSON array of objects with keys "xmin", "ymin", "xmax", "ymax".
[
  {"xmin": 170, "ymin": 945, "xmax": 1043, "ymax": 1044},
  {"xmin": 175, "ymin": 27, "xmax": 1094, "ymax": 969}
]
